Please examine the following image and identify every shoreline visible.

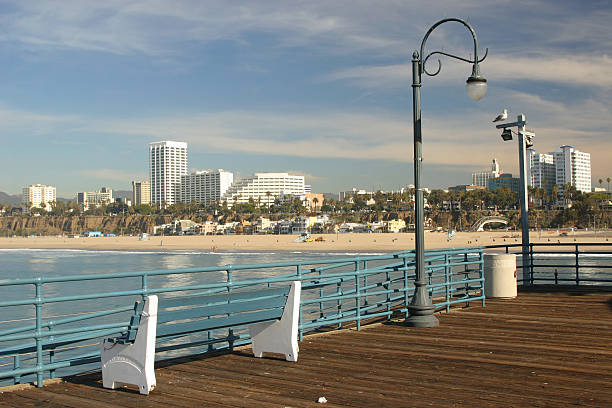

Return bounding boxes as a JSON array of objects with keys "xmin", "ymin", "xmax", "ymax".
[{"xmin": 1, "ymin": 231, "xmax": 610, "ymax": 252}]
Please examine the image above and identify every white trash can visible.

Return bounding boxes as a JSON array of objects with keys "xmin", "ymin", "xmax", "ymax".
[{"xmin": 484, "ymin": 253, "xmax": 517, "ymax": 299}]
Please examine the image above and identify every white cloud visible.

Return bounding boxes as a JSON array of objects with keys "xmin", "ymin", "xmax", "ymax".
[{"xmin": 324, "ymin": 53, "xmax": 612, "ymax": 90}]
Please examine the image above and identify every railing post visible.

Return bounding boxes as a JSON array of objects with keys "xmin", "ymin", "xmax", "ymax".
[
  {"xmin": 403, "ymin": 255, "xmax": 409, "ymax": 319},
  {"xmin": 575, "ymin": 244, "xmax": 580, "ymax": 286},
  {"xmin": 297, "ymin": 264, "xmax": 303, "ymax": 341},
  {"xmin": 48, "ymin": 321, "xmax": 55, "ymax": 379},
  {"xmin": 141, "ymin": 272, "xmax": 149, "ymax": 300},
  {"xmin": 529, "ymin": 243, "xmax": 534, "ymax": 285},
  {"xmin": 480, "ymin": 250, "xmax": 485, "ymax": 307},
  {"xmin": 35, "ymin": 280, "xmax": 44, "ymax": 387},
  {"xmin": 386, "ymin": 262, "xmax": 391, "ymax": 320},
  {"xmin": 318, "ymin": 268, "xmax": 323, "ymax": 320},
  {"xmin": 363, "ymin": 260, "xmax": 369, "ymax": 308},
  {"xmin": 141, "ymin": 273, "xmax": 149, "ymax": 299},
  {"xmin": 428, "ymin": 259, "xmax": 433, "ymax": 298},
  {"xmin": 226, "ymin": 265, "xmax": 234, "ymax": 351},
  {"xmin": 445, "ymin": 253, "xmax": 450, "ymax": 313},
  {"xmin": 337, "ymin": 269, "xmax": 343, "ymax": 329},
  {"xmin": 355, "ymin": 260, "xmax": 361, "ymax": 331},
  {"xmin": 13, "ymin": 355, "xmax": 20, "ymax": 385},
  {"xmin": 464, "ymin": 252, "xmax": 470, "ymax": 307}
]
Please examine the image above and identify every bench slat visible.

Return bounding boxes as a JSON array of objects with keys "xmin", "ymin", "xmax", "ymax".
[
  {"xmin": 158, "ymin": 286, "xmax": 290, "ymax": 309},
  {"xmin": 0, "ymin": 328, "xmax": 123, "ymax": 356},
  {"xmin": 157, "ymin": 308, "xmax": 283, "ymax": 338},
  {"xmin": 157, "ymin": 295, "xmax": 287, "ymax": 325},
  {"xmin": 124, "ymin": 300, "xmax": 145, "ymax": 343}
]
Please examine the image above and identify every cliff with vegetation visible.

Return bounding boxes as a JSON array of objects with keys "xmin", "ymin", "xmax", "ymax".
[{"xmin": 0, "ymin": 215, "xmax": 179, "ymax": 236}]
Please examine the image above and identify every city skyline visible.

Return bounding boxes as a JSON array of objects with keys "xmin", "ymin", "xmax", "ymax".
[{"xmin": 1, "ymin": 1, "xmax": 611, "ymax": 197}]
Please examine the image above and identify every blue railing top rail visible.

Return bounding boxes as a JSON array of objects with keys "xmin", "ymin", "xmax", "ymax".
[{"xmin": 486, "ymin": 242, "xmax": 612, "ymax": 249}]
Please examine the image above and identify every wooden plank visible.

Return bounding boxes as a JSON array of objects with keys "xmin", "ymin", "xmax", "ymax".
[{"xmin": 1, "ymin": 288, "xmax": 611, "ymax": 407}]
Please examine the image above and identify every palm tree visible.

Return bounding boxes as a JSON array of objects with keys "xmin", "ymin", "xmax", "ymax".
[
  {"xmin": 607, "ymin": 177, "xmax": 611, "ymax": 192},
  {"xmin": 312, "ymin": 197, "xmax": 319, "ymax": 213},
  {"xmin": 265, "ymin": 191, "xmax": 272, "ymax": 209},
  {"xmin": 551, "ymin": 185, "xmax": 559, "ymax": 208},
  {"xmin": 599, "ymin": 178, "xmax": 603, "ymax": 189}
]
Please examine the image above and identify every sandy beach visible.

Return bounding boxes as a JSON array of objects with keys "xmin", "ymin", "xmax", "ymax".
[{"xmin": 0, "ymin": 230, "xmax": 609, "ymax": 252}]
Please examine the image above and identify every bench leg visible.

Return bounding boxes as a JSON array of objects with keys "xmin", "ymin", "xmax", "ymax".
[
  {"xmin": 101, "ymin": 295, "xmax": 158, "ymax": 395},
  {"xmin": 249, "ymin": 281, "xmax": 301, "ymax": 362}
]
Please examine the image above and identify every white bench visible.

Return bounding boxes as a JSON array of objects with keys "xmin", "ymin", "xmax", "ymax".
[{"xmin": 101, "ymin": 281, "xmax": 301, "ymax": 394}]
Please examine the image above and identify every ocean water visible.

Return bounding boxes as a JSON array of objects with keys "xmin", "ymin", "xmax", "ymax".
[{"xmin": 0, "ymin": 248, "xmax": 390, "ymax": 281}]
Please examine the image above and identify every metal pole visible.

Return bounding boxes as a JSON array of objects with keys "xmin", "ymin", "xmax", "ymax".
[
  {"xmin": 406, "ymin": 51, "xmax": 439, "ymax": 327},
  {"xmin": 517, "ymin": 114, "xmax": 531, "ymax": 285}
]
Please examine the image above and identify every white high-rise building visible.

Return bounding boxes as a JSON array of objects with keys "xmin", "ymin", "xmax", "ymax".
[
  {"xmin": 222, "ymin": 173, "xmax": 306, "ymax": 207},
  {"xmin": 472, "ymin": 158, "xmax": 501, "ymax": 187},
  {"xmin": 180, "ymin": 169, "xmax": 234, "ymax": 205},
  {"xmin": 22, "ymin": 184, "xmax": 56, "ymax": 212},
  {"xmin": 149, "ymin": 141, "xmax": 188, "ymax": 206},
  {"xmin": 553, "ymin": 145, "xmax": 591, "ymax": 193},
  {"xmin": 528, "ymin": 149, "xmax": 556, "ymax": 193}
]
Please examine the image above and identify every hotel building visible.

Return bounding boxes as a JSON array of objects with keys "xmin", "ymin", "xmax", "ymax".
[
  {"xmin": 222, "ymin": 172, "xmax": 306, "ymax": 207},
  {"xmin": 149, "ymin": 141, "xmax": 188, "ymax": 206},
  {"xmin": 22, "ymin": 184, "xmax": 56, "ymax": 212},
  {"xmin": 553, "ymin": 145, "xmax": 591, "ymax": 193},
  {"xmin": 77, "ymin": 187, "xmax": 113, "ymax": 211},
  {"xmin": 132, "ymin": 181, "xmax": 151, "ymax": 206},
  {"xmin": 180, "ymin": 169, "xmax": 234, "ymax": 205},
  {"xmin": 472, "ymin": 158, "xmax": 501, "ymax": 187},
  {"xmin": 528, "ymin": 150, "xmax": 556, "ymax": 193}
]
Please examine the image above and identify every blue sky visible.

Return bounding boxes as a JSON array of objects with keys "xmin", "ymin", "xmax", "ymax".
[{"xmin": 0, "ymin": 1, "xmax": 611, "ymax": 197}]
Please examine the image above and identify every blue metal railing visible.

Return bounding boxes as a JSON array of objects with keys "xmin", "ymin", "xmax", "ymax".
[
  {"xmin": 0, "ymin": 247, "xmax": 484, "ymax": 388},
  {"xmin": 485, "ymin": 242, "xmax": 612, "ymax": 285}
]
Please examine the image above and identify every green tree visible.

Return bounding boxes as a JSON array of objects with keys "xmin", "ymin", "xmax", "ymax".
[{"xmin": 134, "ymin": 204, "xmax": 153, "ymax": 215}]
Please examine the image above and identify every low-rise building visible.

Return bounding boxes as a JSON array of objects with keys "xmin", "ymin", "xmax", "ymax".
[
  {"xmin": 487, "ymin": 174, "xmax": 520, "ymax": 194},
  {"xmin": 222, "ymin": 172, "xmax": 306, "ymax": 208},
  {"xmin": 448, "ymin": 185, "xmax": 485, "ymax": 193},
  {"xmin": 77, "ymin": 187, "xmax": 113, "ymax": 211},
  {"xmin": 385, "ymin": 219, "xmax": 406, "ymax": 233},
  {"xmin": 306, "ymin": 193, "xmax": 325, "ymax": 211}
]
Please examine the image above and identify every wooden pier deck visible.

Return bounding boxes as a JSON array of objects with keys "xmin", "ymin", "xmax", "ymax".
[{"xmin": 2, "ymin": 286, "xmax": 611, "ymax": 407}]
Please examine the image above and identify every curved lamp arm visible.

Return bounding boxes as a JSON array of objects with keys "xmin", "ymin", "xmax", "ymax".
[{"xmin": 418, "ymin": 18, "xmax": 488, "ymax": 78}]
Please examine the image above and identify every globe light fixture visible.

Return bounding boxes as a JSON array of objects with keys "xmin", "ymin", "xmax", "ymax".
[{"xmin": 466, "ymin": 65, "xmax": 487, "ymax": 101}]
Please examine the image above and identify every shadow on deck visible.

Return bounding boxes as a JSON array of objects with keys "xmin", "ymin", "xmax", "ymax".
[{"xmin": 2, "ymin": 287, "xmax": 611, "ymax": 407}]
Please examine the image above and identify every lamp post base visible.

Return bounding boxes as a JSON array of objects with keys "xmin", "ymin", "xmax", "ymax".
[
  {"xmin": 405, "ymin": 285, "xmax": 440, "ymax": 327},
  {"xmin": 405, "ymin": 306, "xmax": 440, "ymax": 327}
]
